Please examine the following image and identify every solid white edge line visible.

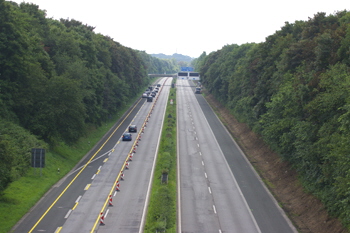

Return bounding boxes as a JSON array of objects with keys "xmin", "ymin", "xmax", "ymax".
[
  {"xmin": 176, "ymin": 78, "xmax": 182, "ymax": 233},
  {"xmin": 139, "ymin": 78, "xmax": 172, "ymax": 233},
  {"xmin": 190, "ymin": 80, "xmax": 263, "ymax": 233}
]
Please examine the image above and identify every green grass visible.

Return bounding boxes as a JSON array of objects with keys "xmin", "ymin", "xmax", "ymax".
[
  {"xmin": 0, "ymin": 94, "xmax": 141, "ymax": 233},
  {"xmin": 144, "ymin": 81, "xmax": 177, "ymax": 233}
]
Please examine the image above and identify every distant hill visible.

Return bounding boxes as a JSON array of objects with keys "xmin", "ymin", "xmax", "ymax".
[{"xmin": 150, "ymin": 53, "xmax": 193, "ymax": 63}]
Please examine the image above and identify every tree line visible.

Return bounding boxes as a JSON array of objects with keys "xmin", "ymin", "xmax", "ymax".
[
  {"xmin": 0, "ymin": 0, "xmax": 179, "ymax": 192},
  {"xmin": 193, "ymin": 11, "xmax": 350, "ymax": 229}
]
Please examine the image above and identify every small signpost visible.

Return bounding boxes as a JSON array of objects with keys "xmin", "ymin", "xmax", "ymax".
[{"xmin": 31, "ymin": 148, "xmax": 45, "ymax": 176}]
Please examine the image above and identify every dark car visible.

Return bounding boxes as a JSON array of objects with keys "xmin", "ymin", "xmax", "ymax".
[
  {"xmin": 157, "ymin": 84, "xmax": 161, "ymax": 87},
  {"xmin": 129, "ymin": 125, "xmax": 137, "ymax": 132},
  {"xmin": 151, "ymin": 92, "xmax": 156, "ymax": 97},
  {"xmin": 122, "ymin": 133, "xmax": 132, "ymax": 141},
  {"xmin": 147, "ymin": 96, "xmax": 153, "ymax": 102}
]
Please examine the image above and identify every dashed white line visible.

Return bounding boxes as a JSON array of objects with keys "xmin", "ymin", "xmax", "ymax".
[
  {"xmin": 208, "ymin": 187, "xmax": 212, "ymax": 194},
  {"xmin": 65, "ymin": 209, "xmax": 72, "ymax": 219},
  {"xmin": 91, "ymin": 174, "xmax": 96, "ymax": 180},
  {"xmin": 204, "ymin": 172, "xmax": 207, "ymax": 178},
  {"xmin": 202, "ymin": 161, "xmax": 204, "ymax": 166},
  {"xmin": 75, "ymin": 195, "xmax": 82, "ymax": 203},
  {"xmin": 213, "ymin": 205, "xmax": 217, "ymax": 214},
  {"xmin": 105, "ymin": 209, "xmax": 110, "ymax": 218}
]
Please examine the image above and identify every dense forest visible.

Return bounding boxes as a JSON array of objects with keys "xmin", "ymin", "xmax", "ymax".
[
  {"xmin": 151, "ymin": 53, "xmax": 193, "ymax": 66},
  {"xmin": 0, "ymin": 0, "xmax": 180, "ymax": 192},
  {"xmin": 193, "ymin": 11, "xmax": 350, "ymax": 229}
]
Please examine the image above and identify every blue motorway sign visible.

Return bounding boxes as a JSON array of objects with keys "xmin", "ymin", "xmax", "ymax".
[{"xmin": 181, "ymin": 67, "xmax": 194, "ymax": 72}]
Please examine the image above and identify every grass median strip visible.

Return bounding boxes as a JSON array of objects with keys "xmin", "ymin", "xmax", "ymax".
[{"xmin": 144, "ymin": 81, "xmax": 177, "ymax": 233}]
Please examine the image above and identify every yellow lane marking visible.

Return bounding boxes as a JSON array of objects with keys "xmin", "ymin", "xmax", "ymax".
[
  {"xmin": 72, "ymin": 202, "xmax": 79, "ymax": 210},
  {"xmin": 28, "ymin": 98, "xmax": 142, "ymax": 233},
  {"xmin": 90, "ymin": 82, "xmax": 164, "ymax": 232}
]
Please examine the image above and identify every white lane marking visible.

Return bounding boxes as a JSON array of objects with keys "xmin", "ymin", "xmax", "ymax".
[
  {"xmin": 213, "ymin": 205, "xmax": 217, "ymax": 214},
  {"xmin": 204, "ymin": 172, "xmax": 207, "ymax": 179},
  {"xmin": 105, "ymin": 209, "xmax": 110, "ymax": 218},
  {"xmin": 75, "ymin": 195, "xmax": 82, "ymax": 203},
  {"xmin": 202, "ymin": 161, "xmax": 204, "ymax": 166},
  {"xmin": 65, "ymin": 209, "xmax": 72, "ymax": 219},
  {"xmin": 208, "ymin": 187, "xmax": 212, "ymax": 194},
  {"xmin": 91, "ymin": 174, "xmax": 96, "ymax": 180}
]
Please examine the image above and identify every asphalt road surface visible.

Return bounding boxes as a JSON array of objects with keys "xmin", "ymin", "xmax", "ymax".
[
  {"xmin": 11, "ymin": 77, "xmax": 171, "ymax": 233},
  {"xmin": 177, "ymin": 79, "xmax": 297, "ymax": 233},
  {"xmin": 12, "ymin": 77, "xmax": 296, "ymax": 233}
]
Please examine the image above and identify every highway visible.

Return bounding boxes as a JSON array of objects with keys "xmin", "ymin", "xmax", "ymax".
[
  {"xmin": 177, "ymin": 79, "xmax": 296, "ymax": 233},
  {"xmin": 12, "ymin": 77, "xmax": 171, "ymax": 233},
  {"xmin": 12, "ymin": 77, "xmax": 297, "ymax": 233}
]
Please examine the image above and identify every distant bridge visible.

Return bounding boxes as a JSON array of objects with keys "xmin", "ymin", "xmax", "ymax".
[
  {"xmin": 148, "ymin": 72, "xmax": 200, "ymax": 80},
  {"xmin": 148, "ymin": 74, "xmax": 177, "ymax": 78}
]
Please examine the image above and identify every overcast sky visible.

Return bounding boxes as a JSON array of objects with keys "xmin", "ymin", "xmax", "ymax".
[{"xmin": 11, "ymin": 0, "xmax": 350, "ymax": 58}]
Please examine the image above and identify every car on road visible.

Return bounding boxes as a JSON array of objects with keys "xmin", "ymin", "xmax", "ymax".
[
  {"xmin": 147, "ymin": 96, "xmax": 153, "ymax": 102},
  {"xmin": 128, "ymin": 125, "xmax": 137, "ymax": 132},
  {"xmin": 157, "ymin": 83, "xmax": 161, "ymax": 87},
  {"xmin": 122, "ymin": 133, "xmax": 132, "ymax": 141},
  {"xmin": 195, "ymin": 87, "xmax": 201, "ymax": 94},
  {"xmin": 151, "ymin": 92, "xmax": 156, "ymax": 97},
  {"xmin": 142, "ymin": 93, "xmax": 148, "ymax": 98}
]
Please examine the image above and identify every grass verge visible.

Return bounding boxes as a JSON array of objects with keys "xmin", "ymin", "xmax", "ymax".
[
  {"xmin": 0, "ymin": 93, "xmax": 142, "ymax": 233},
  {"xmin": 144, "ymin": 80, "xmax": 177, "ymax": 233}
]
